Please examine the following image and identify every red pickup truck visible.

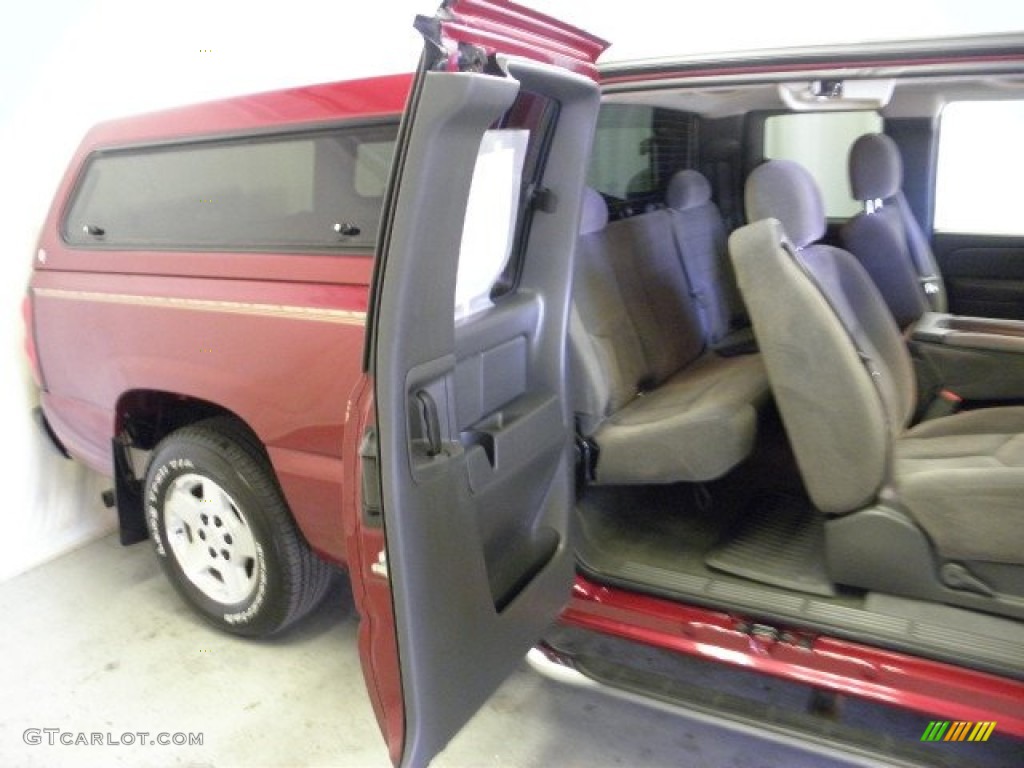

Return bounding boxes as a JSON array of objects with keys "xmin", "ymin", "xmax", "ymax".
[{"xmin": 24, "ymin": 1, "xmax": 1024, "ymax": 765}]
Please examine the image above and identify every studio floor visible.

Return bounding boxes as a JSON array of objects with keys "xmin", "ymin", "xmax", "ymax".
[{"xmin": 0, "ymin": 533, "xmax": 999, "ymax": 767}]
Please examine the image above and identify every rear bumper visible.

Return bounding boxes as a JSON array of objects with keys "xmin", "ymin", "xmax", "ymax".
[{"xmin": 32, "ymin": 406, "xmax": 71, "ymax": 459}]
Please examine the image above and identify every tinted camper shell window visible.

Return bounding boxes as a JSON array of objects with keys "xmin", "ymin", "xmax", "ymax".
[{"xmin": 64, "ymin": 123, "xmax": 398, "ymax": 251}]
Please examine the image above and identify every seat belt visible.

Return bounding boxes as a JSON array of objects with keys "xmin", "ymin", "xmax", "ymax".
[
  {"xmin": 666, "ymin": 212, "xmax": 714, "ymax": 344},
  {"xmin": 894, "ymin": 194, "xmax": 943, "ymax": 311}
]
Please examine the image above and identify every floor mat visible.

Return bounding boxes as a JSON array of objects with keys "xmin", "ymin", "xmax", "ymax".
[{"xmin": 705, "ymin": 493, "xmax": 835, "ymax": 597}]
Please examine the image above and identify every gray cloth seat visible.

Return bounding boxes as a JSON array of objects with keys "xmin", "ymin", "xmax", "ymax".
[
  {"xmin": 896, "ymin": 408, "xmax": 1024, "ymax": 563},
  {"xmin": 665, "ymin": 170, "xmax": 754, "ymax": 354},
  {"xmin": 571, "ymin": 188, "xmax": 769, "ymax": 484},
  {"xmin": 731, "ymin": 159, "xmax": 1024, "ymax": 570},
  {"xmin": 840, "ymin": 133, "xmax": 947, "ymax": 327},
  {"xmin": 591, "ymin": 352, "xmax": 768, "ymax": 484}
]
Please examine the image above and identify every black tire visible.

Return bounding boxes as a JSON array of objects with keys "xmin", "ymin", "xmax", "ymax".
[{"xmin": 144, "ymin": 417, "xmax": 333, "ymax": 637}]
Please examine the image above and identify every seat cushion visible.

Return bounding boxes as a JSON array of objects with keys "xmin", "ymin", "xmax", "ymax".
[
  {"xmin": 593, "ymin": 352, "xmax": 768, "ymax": 484},
  {"xmin": 895, "ymin": 407, "xmax": 1024, "ymax": 563}
]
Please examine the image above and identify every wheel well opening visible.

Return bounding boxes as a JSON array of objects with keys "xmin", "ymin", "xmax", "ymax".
[
  {"xmin": 115, "ymin": 391, "xmax": 239, "ymax": 451},
  {"xmin": 112, "ymin": 391, "xmax": 266, "ymax": 547}
]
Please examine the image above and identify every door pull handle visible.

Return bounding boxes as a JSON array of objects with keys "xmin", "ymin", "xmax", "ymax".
[{"xmin": 415, "ymin": 390, "xmax": 443, "ymax": 456}]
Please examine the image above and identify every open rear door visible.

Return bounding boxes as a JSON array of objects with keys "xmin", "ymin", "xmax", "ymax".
[{"xmin": 361, "ymin": 2, "xmax": 606, "ymax": 766}]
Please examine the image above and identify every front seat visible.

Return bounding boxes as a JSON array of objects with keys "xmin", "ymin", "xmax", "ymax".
[
  {"xmin": 730, "ymin": 159, "xmax": 1024, "ymax": 618},
  {"xmin": 840, "ymin": 133, "xmax": 947, "ymax": 327}
]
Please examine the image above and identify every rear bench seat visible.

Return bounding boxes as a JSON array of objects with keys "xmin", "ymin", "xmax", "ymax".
[{"xmin": 571, "ymin": 185, "xmax": 769, "ymax": 485}]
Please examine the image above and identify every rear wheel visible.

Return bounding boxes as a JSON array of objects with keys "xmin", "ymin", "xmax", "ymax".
[{"xmin": 144, "ymin": 418, "xmax": 332, "ymax": 636}]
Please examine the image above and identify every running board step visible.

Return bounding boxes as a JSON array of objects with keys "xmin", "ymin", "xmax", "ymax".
[{"xmin": 527, "ymin": 639, "xmax": 1003, "ymax": 768}]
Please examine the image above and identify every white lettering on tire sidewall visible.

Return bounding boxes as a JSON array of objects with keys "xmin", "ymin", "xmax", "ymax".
[{"xmin": 145, "ymin": 457, "xmax": 195, "ymax": 558}]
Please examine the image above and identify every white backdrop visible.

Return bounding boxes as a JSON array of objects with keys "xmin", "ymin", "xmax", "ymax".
[{"xmin": 2, "ymin": 0, "xmax": 1022, "ymax": 581}]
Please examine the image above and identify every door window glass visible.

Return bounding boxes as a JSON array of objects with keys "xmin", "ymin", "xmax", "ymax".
[
  {"xmin": 935, "ymin": 100, "xmax": 1024, "ymax": 235},
  {"xmin": 451, "ymin": 91, "xmax": 558, "ymax": 320},
  {"xmin": 455, "ymin": 129, "xmax": 530, "ymax": 320}
]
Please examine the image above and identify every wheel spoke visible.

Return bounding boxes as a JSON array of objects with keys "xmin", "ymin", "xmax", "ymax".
[
  {"xmin": 209, "ymin": 486, "xmax": 236, "ymax": 521},
  {"xmin": 215, "ymin": 492, "xmax": 247, "ymax": 534},
  {"xmin": 164, "ymin": 482, "xmax": 205, "ymax": 530},
  {"xmin": 230, "ymin": 525, "xmax": 258, "ymax": 562},
  {"xmin": 220, "ymin": 559, "xmax": 253, "ymax": 602},
  {"xmin": 170, "ymin": 527, "xmax": 211, "ymax": 581}
]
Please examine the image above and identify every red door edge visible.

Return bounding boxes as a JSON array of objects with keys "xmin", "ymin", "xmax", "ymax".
[
  {"xmin": 562, "ymin": 575, "xmax": 1024, "ymax": 739},
  {"xmin": 426, "ymin": 0, "xmax": 609, "ymax": 78},
  {"xmin": 342, "ymin": 378, "xmax": 405, "ymax": 765}
]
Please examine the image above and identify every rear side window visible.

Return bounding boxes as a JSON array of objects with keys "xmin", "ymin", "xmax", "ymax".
[
  {"xmin": 935, "ymin": 100, "xmax": 1024, "ymax": 235},
  {"xmin": 64, "ymin": 124, "xmax": 397, "ymax": 250},
  {"xmin": 587, "ymin": 104, "xmax": 696, "ymax": 217},
  {"xmin": 764, "ymin": 111, "xmax": 883, "ymax": 218},
  {"xmin": 455, "ymin": 91, "xmax": 559, "ymax": 320}
]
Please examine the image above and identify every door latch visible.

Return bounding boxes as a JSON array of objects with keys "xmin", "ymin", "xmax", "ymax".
[{"xmin": 370, "ymin": 549, "xmax": 389, "ymax": 579}]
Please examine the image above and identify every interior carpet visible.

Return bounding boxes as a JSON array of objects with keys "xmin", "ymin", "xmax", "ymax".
[{"xmin": 704, "ymin": 493, "xmax": 835, "ymax": 597}]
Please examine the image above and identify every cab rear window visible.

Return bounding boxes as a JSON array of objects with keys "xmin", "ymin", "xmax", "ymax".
[
  {"xmin": 764, "ymin": 111, "xmax": 882, "ymax": 218},
  {"xmin": 64, "ymin": 123, "xmax": 397, "ymax": 251},
  {"xmin": 587, "ymin": 104, "xmax": 696, "ymax": 218}
]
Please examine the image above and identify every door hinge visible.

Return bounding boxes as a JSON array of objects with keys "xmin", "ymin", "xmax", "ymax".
[{"xmin": 359, "ymin": 426, "xmax": 382, "ymax": 528}]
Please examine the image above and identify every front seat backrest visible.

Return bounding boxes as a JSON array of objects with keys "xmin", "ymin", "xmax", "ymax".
[
  {"xmin": 841, "ymin": 133, "xmax": 947, "ymax": 326},
  {"xmin": 734, "ymin": 159, "xmax": 917, "ymax": 513}
]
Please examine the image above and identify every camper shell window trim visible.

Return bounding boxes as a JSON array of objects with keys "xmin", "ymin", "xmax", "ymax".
[{"xmin": 60, "ymin": 118, "xmax": 399, "ymax": 255}]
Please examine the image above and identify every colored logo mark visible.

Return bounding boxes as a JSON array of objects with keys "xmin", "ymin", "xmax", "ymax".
[{"xmin": 920, "ymin": 721, "xmax": 996, "ymax": 742}]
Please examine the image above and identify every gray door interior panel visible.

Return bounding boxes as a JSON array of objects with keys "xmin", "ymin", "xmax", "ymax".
[
  {"xmin": 372, "ymin": 57, "xmax": 600, "ymax": 768},
  {"xmin": 934, "ymin": 234, "xmax": 1024, "ymax": 319}
]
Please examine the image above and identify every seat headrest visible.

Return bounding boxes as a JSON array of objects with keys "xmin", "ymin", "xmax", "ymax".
[
  {"xmin": 580, "ymin": 187, "xmax": 609, "ymax": 235},
  {"xmin": 666, "ymin": 170, "xmax": 712, "ymax": 211},
  {"xmin": 745, "ymin": 159, "xmax": 825, "ymax": 249},
  {"xmin": 849, "ymin": 133, "xmax": 902, "ymax": 202}
]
